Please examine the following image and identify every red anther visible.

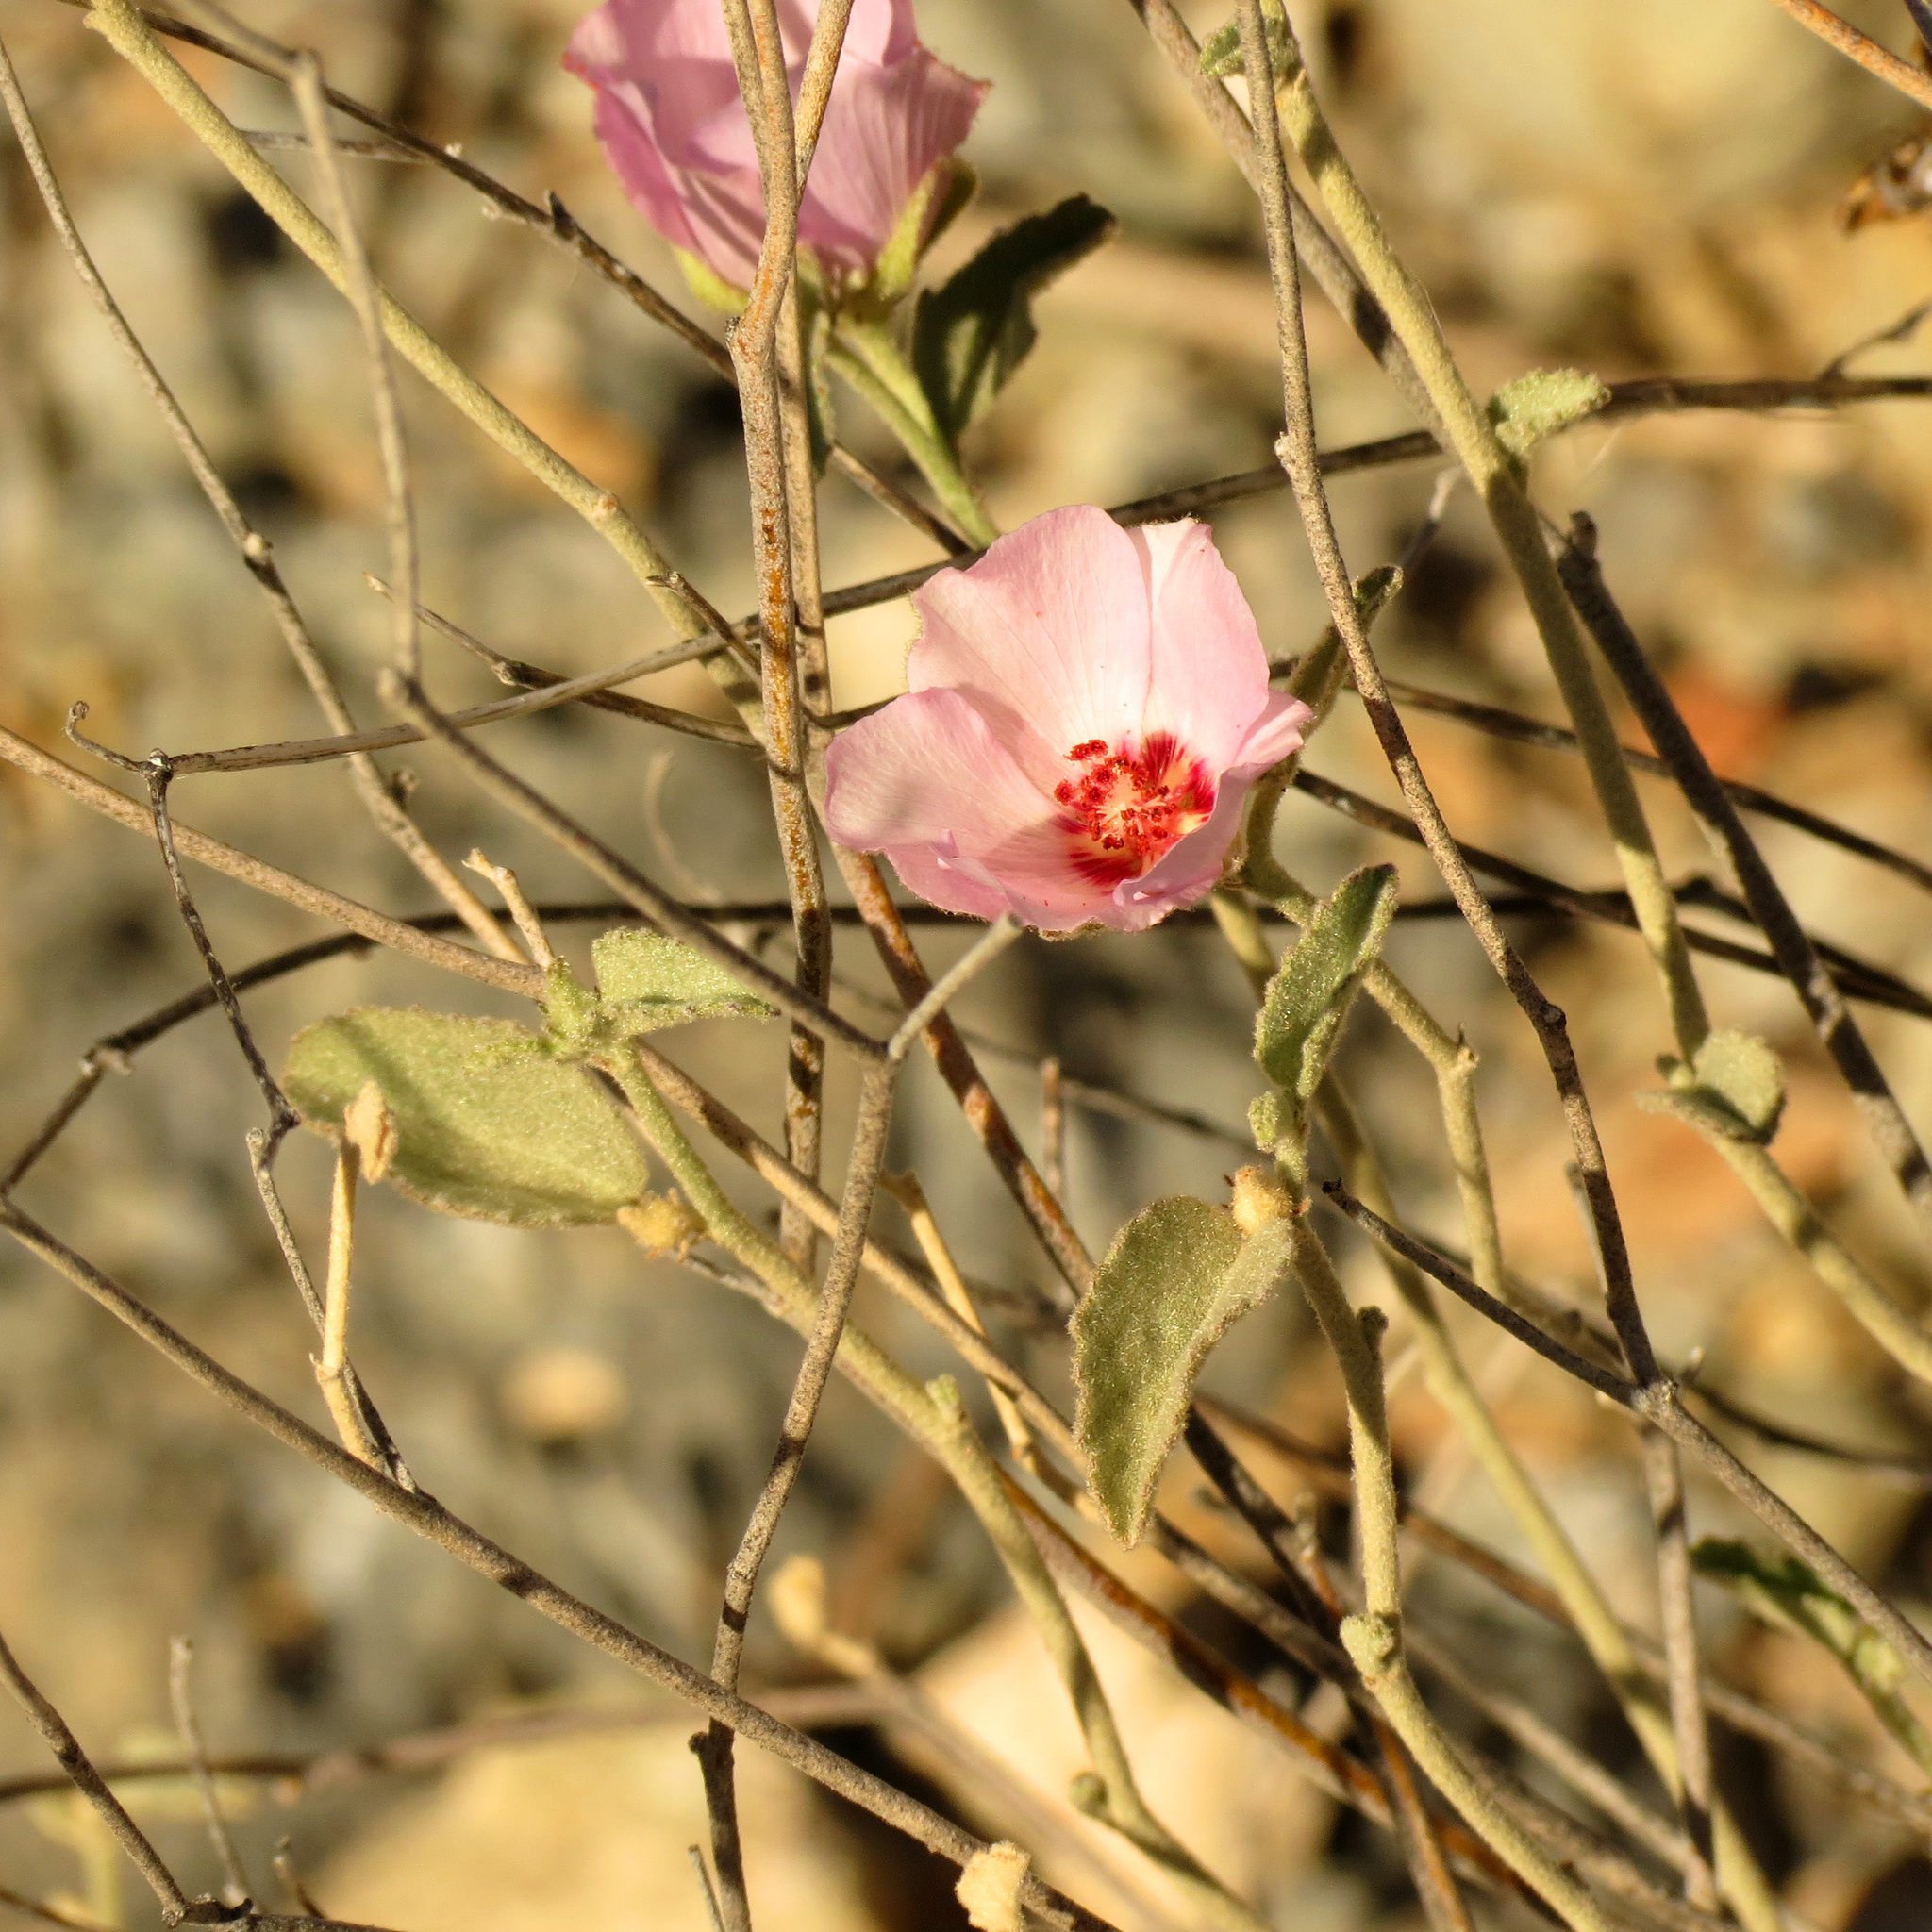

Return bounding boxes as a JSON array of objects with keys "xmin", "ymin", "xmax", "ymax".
[{"xmin": 1054, "ymin": 732, "xmax": 1214, "ymax": 888}]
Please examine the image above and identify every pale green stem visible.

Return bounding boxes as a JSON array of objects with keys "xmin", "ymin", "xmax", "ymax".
[
  {"xmin": 1266, "ymin": 28, "xmax": 1707, "ymax": 1059},
  {"xmin": 826, "ymin": 318, "xmax": 999, "ymax": 546},
  {"xmin": 1282, "ymin": 1212, "xmax": 1610, "ymax": 1932},
  {"xmin": 1312, "ymin": 1081, "xmax": 1783, "ymax": 1932},
  {"xmin": 615, "ymin": 1054, "xmax": 1268, "ymax": 1928},
  {"xmin": 85, "ymin": 0, "xmax": 759, "ymax": 714},
  {"xmin": 927, "ymin": 1380, "xmax": 1269, "ymax": 1932},
  {"xmin": 1216, "ymin": 863, "xmax": 1779, "ymax": 1930},
  {"xmin": 1711, "ymin": 1136, "xmax": 1932, "ymax": 1385}
]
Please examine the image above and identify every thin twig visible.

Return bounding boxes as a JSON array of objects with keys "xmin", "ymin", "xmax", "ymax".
[
  {"xmin": 167, "ymin": 1639, "xmax": 251, "ymax": 1909},
  {"xmin": 0, "ymin": 1203, "xmax": 1117, "ymax": 1932},
  {"xmin": 287, "ymin": 52, "xmax": 417, "ymax": 680},
  {"xmin": 1559, "ymin": 521, "xmax": 1932, "ymax": 1244},
  {"xmin": 0, "ymin": 25, "xmax": 517, "ymax": 959},
  {"xmin": 0, "ymin": 1624, "xmax": 194, "ymax": 1925},
  {"xmin": 1759, "ymin": 0, "xmax": 1932, "ymax": 110}
]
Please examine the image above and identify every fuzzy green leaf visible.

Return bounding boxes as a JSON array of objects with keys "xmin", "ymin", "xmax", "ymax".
[
  {"xmin": 591, "ymin": 929, "xmax": 775, "ymax": 1036},
  {"xmin": 910, "ymin": 195, "xmax": 1116, "ymax": 449},
  {"xmin": 1253, "ymin": 864, "xmax": 1400, "ymax": 1138},
  {"xmin": 1198, "ymin": 6, "xmax": 1293, "ymax": 81},
  {"xmin": 1074, "ymin": 1201, "xmax": 1291, "ymax": 1544},
  {"xmin": 283, "ymin": 1008, "xmax": 648, "ymax": 1227},
  {"xmin": 1488, "ymin": 367, "xmax": 1610, "ymax": 458},
  {"xmin": 1637, "ymin": 1028, "xmax": 1785, "ymax": 1145}
]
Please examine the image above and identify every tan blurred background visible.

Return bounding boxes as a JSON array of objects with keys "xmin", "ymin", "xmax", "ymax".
[{"xmin": 4, "ymin": 0, "xmax": 1932, "ymax": 1925}]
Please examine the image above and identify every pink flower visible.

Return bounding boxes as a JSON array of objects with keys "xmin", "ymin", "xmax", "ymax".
[
  {"xmin": 824, "ymin": 507, "xmax": 1313, "ymax": 934},
  {"xmin": 565, "ymin": 0, "xmax": 986, "ymax": 295}
]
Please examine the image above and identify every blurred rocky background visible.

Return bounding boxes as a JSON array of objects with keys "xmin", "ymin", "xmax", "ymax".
[{"xmin": 3, "ymin": 0, "xmax": 1932, "ymax": 1925}]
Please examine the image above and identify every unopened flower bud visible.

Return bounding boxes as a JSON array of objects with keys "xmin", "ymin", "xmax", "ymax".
[
  {"xmin": 617, "ymin": 1189, "xmax": 704, "ymax": 1258},
  {"xmin": 1230, "ymin": 1165, "xmax": 1292, "ymax": 1235}
]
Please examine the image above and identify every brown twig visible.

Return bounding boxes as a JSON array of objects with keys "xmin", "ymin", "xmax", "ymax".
[
  {"xmin": 167, "ymin": 1639, "xmax": 251, "ymax": 1909},
  {"xmin": 0, "ymin": 25, "xmax": 518, "ymax": 961},
  {"xmin": 0, "ymin": 725, "xmax": 540, "ymax": 999},
  {"xmin": 1325, "ymin": 1184, "xmax": 1932, "ymax": 1690},
  {"xmin": 0, "ymin": 1203, "xmax": 1118, "ymax": 1932},
  {"xmin": 1759, "ymin": 0, "xmax": 1932, "ymax": 111},
  {"xmin": 1559, "ymin": 520, "xmax": 1932, "ymax": 1241},
  {"xmin": 0, "ymin": 1624, "xmax": 196, "ymax": 1925}
]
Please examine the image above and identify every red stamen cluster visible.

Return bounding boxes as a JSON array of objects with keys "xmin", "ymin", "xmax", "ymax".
[{"xmin": 1053, "ymin": 731, "xmax": 1214, "ymax": 888}]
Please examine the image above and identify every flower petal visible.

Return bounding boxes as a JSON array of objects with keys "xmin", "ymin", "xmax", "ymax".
[
  {"xmin": 824, "ymin": 688, "xmax": 1049, "ymax": 853},
  {"xmin": 1229, "ymin": 690, "xmax": 1315, "ymax": 777},
  {"xmin": 1133, "ymin": 518, "xmax": 1274, "ymax": 771},
  {"xmin": 909, "ymin": 505, "xmax": 1153, "ymax": 782},
  {"xmin": 799, "ymin": 50, "xmax": 987, "ymax": 274}
]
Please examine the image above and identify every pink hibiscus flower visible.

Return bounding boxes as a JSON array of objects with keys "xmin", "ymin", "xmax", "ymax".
[
  {"xmin": 824, "ymin": 506, "xmax": 1313, "ymax": 934},
  {"xmin": 565, "ymin": 0, "xmax": 986, "ymax": 295}
]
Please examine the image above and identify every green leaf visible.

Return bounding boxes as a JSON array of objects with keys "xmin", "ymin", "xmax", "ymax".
[
  {"xmin": 1637, "ymin": 1028, "xmax": 1786, "ymax": 1145},
  {"xmin": 1488, "ymin": 367, "xmax": 1610, "ymax": 459},
  {"xmin": 283, "ymin": 1008, "xmax": 648, "ymax": 1227},
  {"xmin": 910, "ymin": 194, "xmax": 1116, "ymax": 449},
  {"xmin": 1692, "ymin": 1538, "xmax": 1932, "ymax": 1772},
  {"xmin": 1198, "ymin": 5, "xmax": 1294, "ymax": 82},
  {"xmin": 591, "ymin": 929, "xmax": 776, "ymax": 1036},
  {"xmin": 1253, "ymin": 864, "xmax": 1400, "ymax": 1140},
  {"xmin": 1073, "ymin": 1201, "xmax": 1291, "ymax": 1544}
]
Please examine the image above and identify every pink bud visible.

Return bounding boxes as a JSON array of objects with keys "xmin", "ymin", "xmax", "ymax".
[
  {"xmin": 565, "ymin": 0, "xmax": 987, "ymax": 295},
  {"xmin": 824, "ymin": 507, "xmax": 1314, "ymax": 934}
]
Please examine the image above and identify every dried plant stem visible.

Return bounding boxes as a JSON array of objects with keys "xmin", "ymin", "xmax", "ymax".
[
  {"xmin": 883, "ymin": 1174, "xmax": 1040, "ymax": 1472},
  {"xmin": 0, "ymin": 724, "xmax": 542, "ymax": 999},
  {"xmin": 836, "ymin": 848, "xmax": 1093, "ymax": 1299},
  {"xmin": 1641, "ymin": 1432, "xmax": 1720, "ymax": 1907},
  {"xmin": 1333, "ymin": 1192, "xmax": 1932, "ymax": 1694},
  {"xmin": 927, "ymin": 1385, "xmax": 1268, "ymax": 1932},
  {"xmin": 166, "ymin": 1639, "xmax": 250, "ymax": 1908},
  {"xmin": 1183, "ymin": 1418, "xmax": 1475, "ymax": 1932},
  {"xmin": 1311, "ymin": 1085, "xmax": 1780, "ymax": 1929},
  {"xmin": 1125, "ymin": 0, "xmax": 1439, "ymax": 429},
  {"xmin": 83, "ymin": 0, "xmax": 729, "ymax": 675},
  {"xmin": 720, "ymin": 0, "xmax": 838, "ymax": 1296},
  {"xmin": 1261, "ymin": 15, "xmax": 1711, "ymax": 1073},
  {"xmin": 1279, "ymin": 1207, "xmax": 1610, "ymax": 1932},
  {"xmin": 0, "ymin": 27, "xmax": 516, "ymax": 961},
  {"xmin": 317, "ymin": 1148, "xmax": 381, "ymax": 1468},
  {"xmin": 1233, "ymin": 0, "xmax": 1656, "ymax": 1390},
  {"xmin": 286, "ymin": 54, "xmax": 417, "ymax": 681},
  {"xmin": 1560, "ymin": 527, "xmax": 1932, "ymax": 1286},
  {"xmin": 0, "ymin": 1625, "xmax": 193, "ymax": 1925},
  {"xmin": 0, "ymin": 1203, "xmax": 1116, "ymax": 1932},
  {"xmin": 1760, "ymin": 0, "xmax": 1932, "ymax": 110}
]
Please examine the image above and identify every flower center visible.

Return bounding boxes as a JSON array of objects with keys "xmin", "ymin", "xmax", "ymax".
[{"xmin": 1053, "ymin": 732, "xmax": 1214, "ymax": 888}]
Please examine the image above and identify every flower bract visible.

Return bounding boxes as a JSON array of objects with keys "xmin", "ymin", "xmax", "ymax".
[
  {"xmin": 824, "ymin": 506, "xmax": 1313, "ymax": 933},
  {"xmin": 565, "ymin": 0, "xmax": 986, "ymax": 299}
]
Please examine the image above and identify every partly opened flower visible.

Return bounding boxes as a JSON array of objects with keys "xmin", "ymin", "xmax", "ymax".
[
  {"xmin": 824, "ymin": 506, "xmax": 1313, "ymax": 934},
  {"xmin": 565, "ymin": 0, "xmax": 986, "ymax": 298}
]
